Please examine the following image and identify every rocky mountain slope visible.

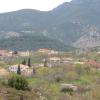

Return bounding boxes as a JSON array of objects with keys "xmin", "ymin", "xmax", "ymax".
[{"xmin": 0, "ymin": 0, "xmax": 100, "ymax": 50}]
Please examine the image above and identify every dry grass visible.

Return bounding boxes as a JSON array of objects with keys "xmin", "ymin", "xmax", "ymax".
[{"xmin": 0, "ymin": 67, "xmax": 9, "ymax": 77}]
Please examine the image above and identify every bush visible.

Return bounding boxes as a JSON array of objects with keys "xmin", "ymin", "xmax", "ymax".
[
  {"xmin": 8, "ymin": 75, "xmax": 29, "ymax": 90},
  {"xmin": 61, "ymin": 87, "xmax": 73, "ymax": 95},
  {"xmin": 55, "ymin": 76, "xmax": 62, "ymax": 82}
]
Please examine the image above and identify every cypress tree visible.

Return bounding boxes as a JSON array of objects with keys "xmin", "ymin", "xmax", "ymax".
[
  {"xmin": 28, "ymin": 58, "xmax": 31, "ymax": 67},
  {"xmin": 22, "ymin": 59, "xmax": 26, "ymax": 65},
  {"xmin": 17, "ymin": 64, "xmax": 21, "ymax": 75}
]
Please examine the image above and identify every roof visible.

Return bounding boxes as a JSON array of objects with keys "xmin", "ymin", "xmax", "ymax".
[
  {"xmin": 88, "ymin": 60, "xmax": 100, "ymax": 69},
  {"xmin": 37, "ymin": 48, "xmax": 51, "ymax": 53},
  {"xmin": 49, "ymin": 57, "xmax": 61, "ymax": 61}
]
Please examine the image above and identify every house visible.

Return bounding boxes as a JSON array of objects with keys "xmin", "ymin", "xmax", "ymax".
[
  {"xmin": 48, "ymin": 57, "xmax": 61, "ymax": 62},
  {"xmin": 43, "ymin": 57, "xmax": 61, "ymax": 67},
  {"xmin": 97, "ymin": 51, "xmax": 100, "ymax": 55},
  {"xmin": 18, "ymin": 51, "xmax": 30, "ymax": 57},
  {"xmin": 9, "ymin": 64, "xmax": 29, "ymax": 73},
  {"xmin": 88, "ymin": 60, "xmax": 100, "ymax": 70},
  {"xmin": 48, "ymin": 50, "xmax": 59, "ymax": 55},
  {"xmin": 22, "ymin": 69, "xmax": 34, "ymax": 77},
  {"xmin": 0, "ymin": 48, "xmax": 12, "ymax": 57},
  {"xmin": 37, "ymin": 48, "xmax": 51, "ymax": 53},
  {"xmin": 61, "ymin": 57, "xmax": 73, "ymax": 63}
]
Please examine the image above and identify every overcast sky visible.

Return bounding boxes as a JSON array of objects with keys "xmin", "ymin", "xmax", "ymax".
[{"xmin": 0, "ymin": 0, "xmax": 72, "ymax": 13}]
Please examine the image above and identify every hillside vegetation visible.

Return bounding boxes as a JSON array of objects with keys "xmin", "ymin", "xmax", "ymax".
[{"xmin": 0, "ymin": 0, "xmax": 100, "ymax": 50}]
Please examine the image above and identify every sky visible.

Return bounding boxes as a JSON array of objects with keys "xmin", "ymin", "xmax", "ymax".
[{"xmin": 0, "ymin": 0, "xmax": 72, "ymax": 13}]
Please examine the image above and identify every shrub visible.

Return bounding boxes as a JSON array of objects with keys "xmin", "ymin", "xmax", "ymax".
[
  {"xmin": 61, "ymin": 87, "xmax": 73, "ymax": 95},
  {"xmin": 8, "ymin": 75, "xmax": 29, "ymax": 90},
  {"xmin": 55, "ymin": 76, "xmax": 62, "ymax": 82}
]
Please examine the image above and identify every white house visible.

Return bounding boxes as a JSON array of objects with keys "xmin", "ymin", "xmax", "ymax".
[
  {"xmin": 48, "ymin": 50, "xmax": 59, "ymax": 55},
  {"xmin": 9, "ymin": 64, "xmax": 29, "ymax": 73},
  {"xmin": 48, "ymin": 57, "xmax": 61, "ymax": 62},
  {"xmin": 61, "ymin": 57, "xmax": 73, "ymax": 63},
  {"xmin": 18, "ymin": 51, "xmax": 30, "ymax": 57},
  {"xmin": 97, "ymin": 51, "xmax": 100, "ymax": 54}
]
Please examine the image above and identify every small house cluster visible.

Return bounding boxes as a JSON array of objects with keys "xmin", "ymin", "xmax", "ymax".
[
  {"xmin": 9, "ymin": 64, "xmax": 29, "ymax": 73},
  {"xmin": 42, "ymin": 56, "xmax": 74, "ymax": 67},
  {"xmin": 37, "ymin": 48, "xmax": 58, "ymax": 55},
  {"xmin": 0, "ymin": 48, "xmax": 12, "ymax": 57},
  {"xmin": 88, "ymin": 60, "xmax": 100, "ymax": 70},
  {"xmin": 9, "ymin": 64, "xmax": 34, "ymax": 77},
  {"xmin": 0, "ymin": 48, "xmax": 30, "ymax": 58}
]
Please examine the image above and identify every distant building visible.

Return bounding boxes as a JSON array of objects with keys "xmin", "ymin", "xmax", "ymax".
[
  {"xmin": 43, "ymin": 57, "xmax": 61, "ymax": 67},
  {"xmin": 18, "ymin": 51, "xmax": 30, "ymax": 57},
  {"xmin": 48, "ymin": 57, "xmax": 61, "ymax": 62},
  {"xmin": 88, "ymin": 60, "xmax": 100, "ymax": 70},
  {"xmin": 48, "ymin": 50, "xmax": 59, "ymax": 55},
  {"xmin": 61, "ymin": 57, "xmax": 73, "ymax": 63},
  {"xmin": 0, "ymin": 48, "xmax": 12, "ymax": 57},
  {"xmin": 42, "ymin": 56, "xmax": 74, "ymax": 67},
  {"xmin": 37, "ymin": 48, "xmax": 59, "ymax": 55},
  {"xmin": 97, "ymin": 51, "xmax": 100, "ymax": 54},
  {"xmin": 22, "ymin": 69, "xmax": 34, "ymax": 77},
  {"xmin": 9, "ymin": 64, "xmax": 34, "ymax": 77},
  {"xmin": 9, "ymin": 64, "xmax": 29, "ymax": 73},
  {"xmin": 37, "ymin": 48, "xmax": 51, "ymax": 53}
]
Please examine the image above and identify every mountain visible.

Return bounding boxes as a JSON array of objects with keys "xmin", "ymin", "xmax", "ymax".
[
  {"xmin": 0, "ymin": 0, "xmax": 100, "ymax": 50},
  {"xmin": 0, "ymin": 35, "xmax": 71, "ymax": 51}
]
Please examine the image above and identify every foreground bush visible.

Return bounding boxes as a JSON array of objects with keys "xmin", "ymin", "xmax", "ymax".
[{"xmin": 8, "ymin": 75, "xmax": 29, "ymax": 90}]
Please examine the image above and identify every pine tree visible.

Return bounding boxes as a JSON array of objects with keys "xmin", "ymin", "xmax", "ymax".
[
  {"xmin": 28, "ymin": 58, "xmax": 31, "ymax": 67},
  {"xmin": 22, "ymin": 59, "xmax": 26, "ymax": 65},
  {"xmin": 17, "ymin": 64, "xmax": 21, "ymax": 75}
]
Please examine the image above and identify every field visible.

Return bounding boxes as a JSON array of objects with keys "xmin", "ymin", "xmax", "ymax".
[{"xmin": 0, "ymin": 50, "xmax": 100, "ymax": 100}]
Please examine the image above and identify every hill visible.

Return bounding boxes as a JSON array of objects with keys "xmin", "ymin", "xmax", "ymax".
[
  {"xmin": 0, "ymin": 35, "xmax": 72, "ymax": 51},
  {"xmin": 0, "ymin": 0, "xmax": 100, "ymax": 49}
]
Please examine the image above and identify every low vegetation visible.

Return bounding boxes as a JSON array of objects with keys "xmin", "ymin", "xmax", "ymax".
[{"xmin": 0, "ymin": 50, "xmax": 100, "ymax": 100}]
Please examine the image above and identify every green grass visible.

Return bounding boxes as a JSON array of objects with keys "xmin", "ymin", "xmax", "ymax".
[{"xmin": 27, "ymin": 77, "xmax": 40, "ymax": 85}]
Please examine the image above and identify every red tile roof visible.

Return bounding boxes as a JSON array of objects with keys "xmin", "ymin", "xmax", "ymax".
[{"xmin": 88, "ymin": 60, "xmax": 100, "ymax": 69}]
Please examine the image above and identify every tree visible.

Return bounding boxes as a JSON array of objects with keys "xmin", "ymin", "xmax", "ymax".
[
  {"xmin": 28, "ymin": 58, "xmax": 31, "ymax": 67},
  {"xmin": 44, "ymin": 58, "xmax": 48, "ymax": 67},
  {"xmin": 17, "ymin": 64, "xmax": 21, "ymax": 75},
  {"xmin": 8, "ymin": 75, "xmax": 29, "ymax": 90},
  {"xmin": 12, "ymin": 51, "xmax": 18, "ymax": 55},
  {"xmin": 22, "ymin": 59, "xmax": 26, "ymax": 65},
  {"xmin": 61, "ymin": 87, "xmax": 73, "ymax": 95}
]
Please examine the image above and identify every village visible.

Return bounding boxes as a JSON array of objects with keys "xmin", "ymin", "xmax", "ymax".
[
  {"xmin": 0, "ymin": 47, "xmax": 100, "ymax": 99},
  {"xmin": 0, "ymin": 48, "xmax": 100, "ymax": 77}
]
